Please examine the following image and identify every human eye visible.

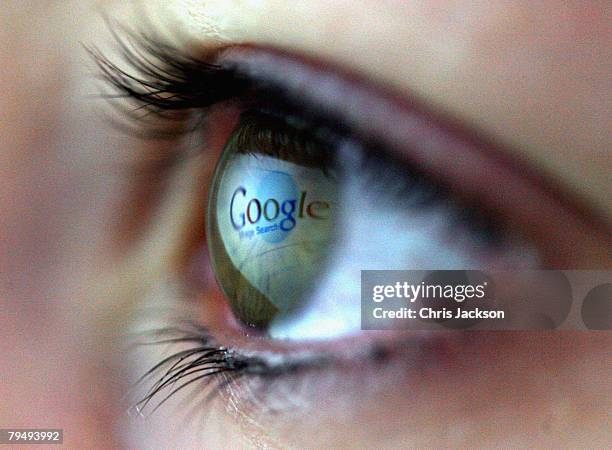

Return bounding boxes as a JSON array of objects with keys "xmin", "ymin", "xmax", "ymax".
[
  {"xmin": 93, "ymin": 22, "xmax": 611, "ymax": 449},
  {"xmin": 206, "ymin": 100, "xmax": 538, "ymax": 338}
]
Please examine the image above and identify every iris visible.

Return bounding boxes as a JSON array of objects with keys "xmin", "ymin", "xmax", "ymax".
[{"xmin": 207, "ymin": 110, "xmax": 337, "ymax": 329}]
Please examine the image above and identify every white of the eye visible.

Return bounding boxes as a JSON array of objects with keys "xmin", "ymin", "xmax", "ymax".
[
  {"xmin": 269, "ymin": 142, "xmax": 538, "ymax": 340},
  {"xmin": 268, "ymin": 178, "xmax": 472, "ymax": 340}
]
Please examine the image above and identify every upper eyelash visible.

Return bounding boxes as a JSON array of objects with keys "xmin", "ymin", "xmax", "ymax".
[
  {"xmin": 86, "ymin": 26, "xmax": 251, "ymax": 134},
  {"xmin": 88, "ymin": 27, "xmax": 349, "ymax": 139}
]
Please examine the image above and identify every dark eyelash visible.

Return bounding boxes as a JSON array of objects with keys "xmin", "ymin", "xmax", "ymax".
[
  {"xmin": 87, "ymin": 25, "xmax": 341, "ymax": 177},
  {"xmin": 86, "ymin": 25, "xmax": 251, "ymax": 138},
  {"xmin": 87, "ymin": 25, "xmax": 348, "ymax": 140},
  {"xmin": 129, "ymin": 321, "xmax": 330, "ymax": 415}
]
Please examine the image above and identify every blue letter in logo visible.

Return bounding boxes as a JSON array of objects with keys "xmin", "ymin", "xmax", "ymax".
[
  {"xmin": 230, "ymin": 186, "xmax": 246, "ymax": 230},
  {"xmin": 280, "ymin": 199, "xmax": 296, "ymax": 231}
]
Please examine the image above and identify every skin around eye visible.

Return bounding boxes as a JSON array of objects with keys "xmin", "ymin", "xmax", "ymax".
[{"xmin": 93, "ymin": 31, "xmax": 610, "ymax": 446}]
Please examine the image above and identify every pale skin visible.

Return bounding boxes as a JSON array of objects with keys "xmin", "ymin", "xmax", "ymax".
[{"xmin": 0, "ymin": 1, "xmax": 610, "ymax": 448}]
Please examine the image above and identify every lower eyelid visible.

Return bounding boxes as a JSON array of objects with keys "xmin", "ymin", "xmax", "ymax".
[
  {"xmin": 138, "ymin": 281, "xmax": 603, "ymax": 441},
  {"xmin": 211, "ymin": 330, "xmax": 592, "ymax": 447}
]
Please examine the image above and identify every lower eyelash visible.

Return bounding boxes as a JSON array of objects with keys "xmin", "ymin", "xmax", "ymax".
[
  {"xmin": 128, "ymin": 320, "xmax": 335, "ymax": 415},
  {"xmin": 127, "ymin": 324, "xmax": 232, "ymax": 415}
]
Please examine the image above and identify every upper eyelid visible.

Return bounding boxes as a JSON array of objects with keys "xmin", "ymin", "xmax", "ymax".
[
  {"xmin": 219, "ymin": 47, "xmax": 560, "ymax": 199},
  {"xmin": 217, "ymin": 48, "xmax": 610, "ymax": 247}
]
